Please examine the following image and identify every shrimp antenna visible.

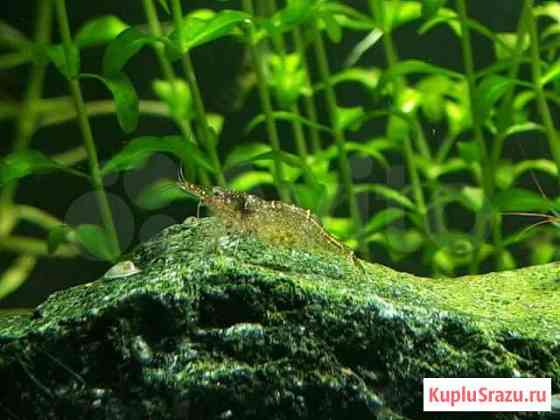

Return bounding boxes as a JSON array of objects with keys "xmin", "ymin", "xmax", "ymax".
[
  {"xmin": 517, "ymin": 141, "xmax": 555, "ymax": 210},
  {"xmin": 515, "ymin": 218, "xmax": 555, "ymax": 240},
  {"xmin": 175, "ymin": 165, "xmax": 211, "ymax": 202},
  {"xmin": 529, "ymin": 167, "xmax": 549, "ymax": 203},
  {"xmin": 177, "ymin": 164, "xmax": 186, "ymax": 185},
  {"xmin": 502, "ymin": 212, "xmax": 552, "ymax": 218}
]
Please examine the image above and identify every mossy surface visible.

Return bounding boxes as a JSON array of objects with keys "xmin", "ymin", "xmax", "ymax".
[{"xmin": 0, "ymin": 217, "xmax": 558, "ymax": 419}]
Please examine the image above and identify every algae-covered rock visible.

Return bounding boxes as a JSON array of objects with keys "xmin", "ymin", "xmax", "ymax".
[{"xmin": 0, "ymin": 217, "xmax": 558, "ymax": 419}]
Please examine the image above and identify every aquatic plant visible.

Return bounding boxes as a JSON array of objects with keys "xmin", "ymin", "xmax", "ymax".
[{"xmin": 1, "ymin": 0, "xmax": 560, "ymax": 301}]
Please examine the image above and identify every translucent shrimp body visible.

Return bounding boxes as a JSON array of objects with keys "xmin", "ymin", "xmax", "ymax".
[{"xmin": 177, "ymin": 180, "xmax": 363, "ymax": 270}]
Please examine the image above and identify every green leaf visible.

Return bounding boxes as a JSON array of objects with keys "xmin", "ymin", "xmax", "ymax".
[
  {"xmin": 225, "ymin": 143, "xmax": 272, "ymax": 170},
  {"xmin": 530, "ymin": 241, "xmax": 556, "ymax": 266},
  {"xmin": 496, "ymin": 250, "xmax": 516, "ymax": 271},
  {"xmin": 493, "ymin": 188, "xmax": 552, "ymax": 212},
  {"xmin": 245, "ymin": 111, "xmax": 333, "ymax": 135},
  {"xmin": 504, "ymin": 122, "xmax": 545, "ymax": 138},
  {"xmin": 207, "ymin": 114, "xmax": 225, "ymax": 138},
  {"xmin": 460, "ymin": 186, "xmax": 484, "ymax": 212},
  {"xmin": 346, "ymin": 141, "xmax": 390, "ymax": 169},
  {"xmin": 322, "ymin": 217, "xmax": 353, "ymax": 239},
  {"xmin": 397, "ymin": 88, "xmax": 421, "ymax": 115},
  {"xmin": 457, "ymin": 141, "xmax": 480, "ymax": 165},
  {"xmin": 103, "ymin": 27, "xmax": 160, "ymax": 77},
  {"xmin": 247, "ymin": 150, "xmax": 306, "ymax": 169},
  {"xmin": 336, "ymin": 106, "xmax": 365, "ymax": 131},
  {"xmin": 0, "ymin": 150, "xmax": 87, "ymax": 185},
  {"xmin": 0, "ymin": 20, "xmax": 29, "ymax": 49},
  {"xmin": 418, "ymin": 7, "xmax": 460, "ymax": 37},
  {"xmin": 291, "ymin": 183, "xmax": 328, "ymax": 214},
  {"xmin": 0, "ymin": 256, "xmax": 36, "ymax": 300},
  {"xmin": 435, "ymin": 231, "xmax": 477, "ymax": 258},
  {"xmin": 101, "ymin": 135, "xmax": 215, "ymax": 176},
  {"xmin": 327, "ymin": 67, "xmax": 381, "ymax": 91},
  {"xmin": 267, "ymin": 53, "xmax": 309, "ymax": 109},
  {"xmin": 475, "ymin": 75, "xmax": 516, "ymax": 123},
  {"xmin": 0, "ymin": 51, "xmax": 32, "ymax": 71},
  {"xmin": 47, "ymin": 224, "xmax": 73, "ymax": 254},
  {"xmin": 153, "ymin": 78, "xmax": 193, "ymax": 121},
  {"xmin": 167, "ymin": 10, "xmax": 249, "ymax": 57},
  {"xmin": 534, "ymin": 2, "xmax": 560, "ymax": 23},
  {"xmin": 421, "ymin": 0, "xmax": 447, "ymax": 19},
  {"xmin": 378, "ymin": 59, "xmax": 462, "ymax": 90},
  {"xmin": 432, "ymin": 248, "xmax": 455, "ymax": 274},
  {"xmin": 415, "ymin": 156, "xmax": 467, "ymax": 180},
  {"xmin": 229, "ymin": 171, "xmax": 274, "ymax": 191},
  {"xmin": 319, "ymin": 3, "xmax": 376, "ymax": 31},
  {"xmin": 261, "ymin": 0, "xmax": 317, "ymax": 37},
  {"xmin": 385, "ymin": 227, "xmax": 423, "ymax": 254},
  {"xmin": 157, "ymin": 0, "xmax": 170, "ymax": 14},
  {"xmin": 47, "ymin": 44, "xmax": 80, "ymax": 79},
  {"xmin": 135, "ymin": 179, "xmax": 189, "ymax": 210},
  {"xmin": 74, "ymin": 224, "xmax": 119, "ymax": 261},
  {"xmin": 354, "ymin": 184, "xmax": 415, "ymax": 210},
  {"xmin": 495, "ymin": 160, "xmax": 515, "ymax": 190},
  {"xmin": 362, "ymin": 208, "xmax": 406, "ymax": 237},
  {"xmin": 543, "ymin": 23, "xmax": 560, "ymax": 39},
  {"xmin": 416, "ymin": 75, "xmax": 452, "ymax": 122},
  {"xmin": 494, "ymin": 32, "xmax": 529, "ymax": 61},
  {"xmin": 81, "ymin": 73, "xmax": 139, "ymax": 133},
  {"xmin": 387, "ymin": 113, "xmax": 410, "ymax": 141},
  {"xmin": 513, "ymin": 159, "xmax": 557, "ymax": 180},
  {"xmin": 445, "ymin": 94, "xmax": 470, "ymax": 137},
  {"xmin": 541, "ymin": 60, "xmax": 560, "ymax": 86},
  {"xmin": 376, "ymin": 0, "xmax": 422, "ymax": 32},
  {"xmin": 75, "ymin": 15, "xmax": 129, "ymax": 49},
  {"xmin": 320, "ymin": 11, "xmax": 343, "ymax": 43}
]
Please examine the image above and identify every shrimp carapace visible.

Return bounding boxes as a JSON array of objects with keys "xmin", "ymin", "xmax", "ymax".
[{"xmin": 177, "ymin": 180, "xmax": 365, "ymax": 272}]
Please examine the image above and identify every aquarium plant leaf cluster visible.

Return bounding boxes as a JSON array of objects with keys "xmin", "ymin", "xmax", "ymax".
[{"xmin": 1, "ymin": 0, "xmax": 560, "ymax": 300}]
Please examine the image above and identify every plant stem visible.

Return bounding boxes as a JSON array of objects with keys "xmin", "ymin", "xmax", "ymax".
[
  {"xmin": 142, "ymin": 0, "xmax": 176, "ymax": 81},
  {"xmin": 11, "ymin": 0, "xmax": 50, "ymax": 151},
  {"xmin": 490, "ymin": 0, "xmax": 533, "ymax": 269},
  {"xmin": 0, "ymin": 236, "xmax": 78, "ymax": 258},
  {"xmin": 368, "ymin": 1, "xmax": 429, "ymax": 231},
  {"xmin": 242, "ymin": 0, "xmax": 290, "ymax": 202},
  {"xmin": 0, "ymin": 52, "xmax": 33, "ymax": 71},
  {"xmin": 456, "ymin": 0, "xmax": 493, "ymax": 273},
  {"xmin": 292, "ymin": 26, "xmax": 322, "ymax": 153},
  {"xmin": 142, "ymin": 0, "xmax": 209, "ymax": 185},
  {"xmin": 370, "ymin": 1, "xmax": 431, "ymax": 160},
  {"xmin": 309, "ymin": 19, "xmax": 367, "ymax": 256},
  {"xmin": 527, "ymin": 5, "xmax": 560, "ymax": 175},
  {"xmin": 0, "ymin": 0, "xmax": 52, "ymax": 237},
  {"xmin": 492, "ymin": 0, "xmax": 533, "ymax": 163},
  {"xmin": 170, "ymin": 0, "xmax": 226, "ymax": 187},
  {"xmin": 267, "ymin": 0, "xmax": 315, "ymax": 192},
  {"xmin": 16, "ymin": 205, "xmax": 63, "ymax": 230},
  {"xmin": 54, "ymin": 0, "xmax": 120, "ymax": 256},
  {"xmin": 456, "ymin": 0, "xmax": 492, "ymax": 192}
]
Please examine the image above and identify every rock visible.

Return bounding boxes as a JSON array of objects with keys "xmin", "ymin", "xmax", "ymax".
[{"xmin": 0, "ymin": 217, "xmax": 558, "ymax": 419}]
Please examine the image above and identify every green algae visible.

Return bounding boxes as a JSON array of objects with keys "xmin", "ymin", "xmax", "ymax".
[{"xmin": 0, "ymin": 217, "xmax": 558, "ymax": 419}]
